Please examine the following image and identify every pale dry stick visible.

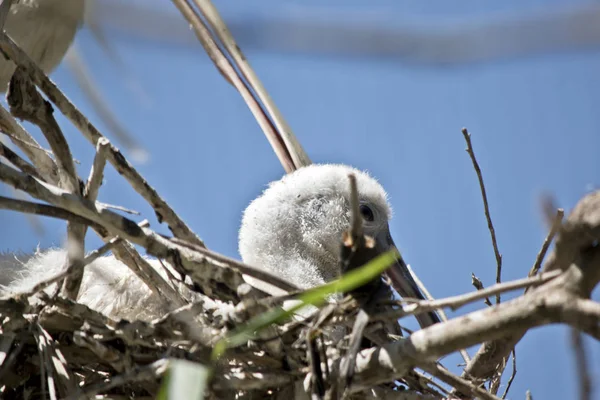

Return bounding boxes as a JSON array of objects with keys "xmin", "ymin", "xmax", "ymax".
[
  {"xmin": 528, "ymin": 208, "xmax": 564, "ymax": 278},
  {"xmin": 83, "ymin": 137, "xmax": 109, "ymax": 201},
  {"xmin": 461, "ymin": 128, "xmax": 503, "ymax": 304},
  {"xmin": 36, "ymin": 325, "xmax": 49, "ymax": 400},
  {"xmin": 7, "ymin": 65, "xmax": 87, "ymax": 300},
  {"xmin": 0, "ymin": 104, "xmax": 58, "ymax": 184},
  {"xmin": 72, "ymin": 331, "xmax": 134, "ymax": 374},
  {"xmin": 7, "ymin": 67, "xmax": 78, "ymax": 189},
  {"xmin": 407, "ymin": 263, "xmax": 471, "ymax": 366},
  {"xmin": 0, "ymin": 29, "xmax": 204, "ymax": 246},
  {"xmin": 472, "ymin": 273, "xmax": 493, "ymax": 306},
  {"xmin": 0, "ymin": 140, "xmax": 43, "ymax": 179},
  {"xmin": 213, "ymin": 370, "xmax": 295, "ymax": 392},
  {"xmin": 489, "ymin": 356, "xmax": 505, "ymax": 395},
  {"xmin": 0, "ymin": 161, "xmax": 299, "ymax": 298},
  {"xmin": 0, "ymin": 196, "xmax": 103, "ymax": 229},
  {"xmin": 570, "ymin": 328, "xmax": 592, "ymax": 400},
  {"xmin": 34, "ymin": 323, "xmax": 82, "ymax": 399},
  {"xmin": 419, "ymin": 363, "xmax": 501, "ymax": 400},
  {"xmin": 169, "ymin": 0, "xmax": 297, "ymax": 172},
  {"xmin": 500, "ymin": 350, "xmax": 517, "ymax": 399},
  {"xmin": 96, "ymin": 201, "xmax": 140, "ymax": 215},
  {"xmin": 374, "ymin": 270, "xmax": 561, "ymax": 322},
  {"xmin": 526, "ymin": 390, "xmax": 533, "ymax": 400},
  {"xmin": 194, "ymin": 0, "xmax": 311, "ymax": 169},
  {"xmin": 169, "ymin": 237, "xmax": 299, "ymax": 293}
]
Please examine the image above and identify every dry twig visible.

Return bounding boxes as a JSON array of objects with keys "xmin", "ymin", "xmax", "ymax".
[{"xmin": 462, "ymin": 128, "xmax": 503, "ymax": 304}]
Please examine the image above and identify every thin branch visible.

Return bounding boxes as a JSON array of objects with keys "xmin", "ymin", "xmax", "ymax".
[
  {"xmin": 169, "ymin": 237, "xmax": 299, "ymax": 293},
  {"xmin": 419, "ymin": 363, "xmax": 501, "ymax": 400},
  {"xmin": 33, "ymin": 323, "xmax": 82, "ymax": 398},
  {"xmin": 0, "ymin": 140, "xmax": 43, "ymax": 180},
  {"xmin": 7, "ymin": 66, "xmax": 79, "ymax": 192},
  {"xmin": 570, "ymin": 328, "xmax": 592, "ymax": 400},
  {"xmin": 83, "ymin": 137, "xmax": 109, "ymax": 201},
  {"xmin": 0, "ymin": 104, "xmax": 58, "ymax": 183},
  {"xmin": 528, "ymin": 208, "xmax": 564, "ymax": 278},
  {"xmin": 462, "ymin": 127, "xmax": 503, "ymax": 304},
  {"xmin": 0, "ymin": 196, "xmax": 101, "ymax": 229},
  {"xmin": 374, "ymin": 270, "xmax": 561, "ymax": 322},
  {"xmin": 471, "ymin": 273, "xmax": 493, "ymax": 306},
  {"xmin": 501, "ymin": 349, "xmax": 517, "ymax": 399}
]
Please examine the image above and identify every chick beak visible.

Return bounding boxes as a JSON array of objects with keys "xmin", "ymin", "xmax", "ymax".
[{"xmin": 375, "ymin": 228, "xmax": 441, "ymax": 328}]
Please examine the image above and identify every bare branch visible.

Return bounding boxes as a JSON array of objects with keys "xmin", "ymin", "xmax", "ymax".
[
  {"xmin": 0, "ymin": 140, "xmax": 43, "ymax": 179},
  {"xmin": 501, "ymin": 350, "xmax": 516, "ymax": 399},
  {"xmin": 471, "ymin": 273, "xmax": 493, "ymax": 306},
  {"xmin": 0, "ymin": 104, "xmax": 58, "ymax": 183},
  {"xmin": 33, "ymin": 323, "xmax": 82, "ymax": 398},
  {"xmin": 0, "ymin": 195, "xmax": 100, "ymax": 227},
  {"xmin": 375, "ymin": 270, "xmax": 561, "ymax": 322},
  {"xmin": 570, "ymin": 328, "xmax": 592, "ymax": 400},
  {"xmin": 529, "ymin": 208, "xmax": 564, "ymax": 278},
  {"xmin": 419, "ymin": 363, "xmax": 500, "ymax": 400},
  {"xmin": 462, "ymin": 127, "xmax": 503, "ymax": 304},
  {"xmin": 83, "ymin": 137, "xmax": 109, "ymax": 201}
]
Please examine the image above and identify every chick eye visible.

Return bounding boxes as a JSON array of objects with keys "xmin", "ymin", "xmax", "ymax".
[{"xmin": 359, "ymin": 204, "xmax": 375, "ymax": 222}]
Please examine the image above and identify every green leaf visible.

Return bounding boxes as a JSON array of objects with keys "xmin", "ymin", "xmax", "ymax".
[
  {"xmin": 212, "ymin": 248, "xmax": 399, "ymax": 360},
  {"xmin": 157, "ymin": 360, "xmax": 211, "ymax": 400}
]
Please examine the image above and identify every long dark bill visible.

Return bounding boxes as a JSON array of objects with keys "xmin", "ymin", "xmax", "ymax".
[{"xmin": 377, "ymin": 230, "xmax": 441, "ymax": 329}]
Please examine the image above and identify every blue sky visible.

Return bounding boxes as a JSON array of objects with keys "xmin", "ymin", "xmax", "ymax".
[{"xmin": 1, "ymin": 1, "xmax": 599, "ymax": 398}]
